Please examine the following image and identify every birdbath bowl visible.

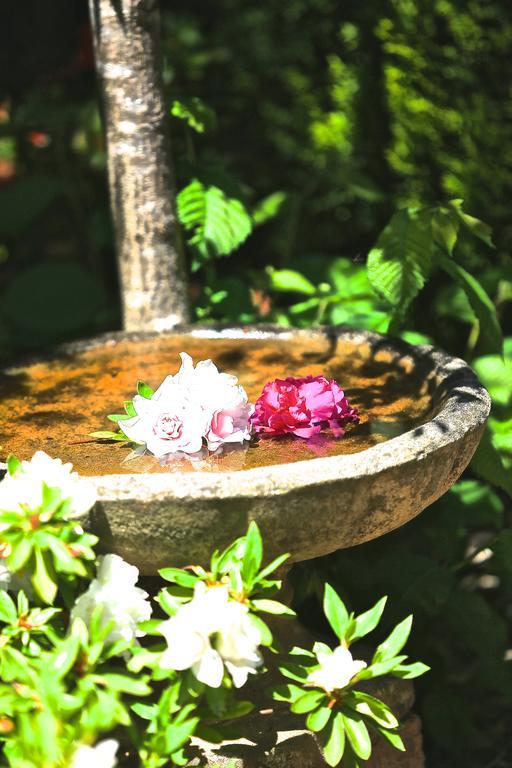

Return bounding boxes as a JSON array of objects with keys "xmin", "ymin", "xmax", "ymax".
[{"xmin": 0, "ymin": 326, "xmax": 490, "ymax": 574}]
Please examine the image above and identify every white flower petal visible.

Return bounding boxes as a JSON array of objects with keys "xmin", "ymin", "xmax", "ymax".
[{"xmin": 193, "ymin": 647, "xmax": 224, "ymax": 688}]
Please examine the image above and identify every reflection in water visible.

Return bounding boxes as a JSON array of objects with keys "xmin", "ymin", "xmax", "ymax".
[{"xmin": 0, "ymin": 332, "xmax": 434, "ymax": 476}]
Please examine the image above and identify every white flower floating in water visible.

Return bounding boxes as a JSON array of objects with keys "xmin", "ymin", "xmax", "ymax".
[
  {"xmin": 159, "ymin": 581, "xmax": 263, "ymax": 688},
  {"xmin": 0, "ymin": 451, "xmax": 96, "ymax": 520},
  {"xmin": 94, "ymin": 353, "xmax": 253, "ymax": 458},
  {"xmin": 306, "ymin": 645, "xmax": 367, "ymax": 694},
  {"xmin": 70, "ymin": 739, "xmax": 119, "ymax": 768},
  {"xmin": 71, "ymin": 554, "xmax": 152, "ymax": 645}
]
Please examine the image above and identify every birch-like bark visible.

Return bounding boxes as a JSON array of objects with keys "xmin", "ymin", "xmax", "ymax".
[{"xmin": 89, "ymin": 0, "xmax": 190, "ymax": 330}]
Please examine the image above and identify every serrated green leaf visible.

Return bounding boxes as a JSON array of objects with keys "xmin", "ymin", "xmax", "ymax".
[
  {"xmin": 437, "ymin": 254, "xmax": 502, "ymax": 355},
  {"xmin": 432, "ymin": 207, "xmax": 460, "ymax": 256},
  {"xmin": 170, "ymin": 97, "xmax": 216, "ymax": 133},
  {"xmin": 177, "ymin": 179, "xmax": 252, "ymax": 261},
  {"xmin": 323, "ymin": 583, "xmax": 350, "ymax": 641},
  {"xmin": 367, "ymin": 208, "xmax": 433, "ymax": 320},
  {"xmin": 448, "ymin": 199, "xmax": 495, "ymax": 248}
]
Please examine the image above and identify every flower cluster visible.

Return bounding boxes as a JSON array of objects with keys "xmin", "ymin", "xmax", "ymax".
[
  {"xmin": 71, "ymin": 554, "xmax": 152, "ymax": 645},
  {"xmin": 251, "ymin": 374, "xmax": 359, "ymax": 438},
  {"xmin": 160, "ymin": 581, "xmax": 262, "ymax": 688},
  {"xmin": 116, "ymin": 353, "xmax": 253, "ymax": 457},
  {"xmin": 0, "ymin": 451, "xmax": 427, "ymax": 768},
  {"xmin": 0, "ymin": 450, "xmax": 96, "ymax": 520}
]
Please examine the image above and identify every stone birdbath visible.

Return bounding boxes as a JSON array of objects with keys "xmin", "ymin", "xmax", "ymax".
[{"xmin": 0, "ymin": 2, "xmax": 491, "ymax": 765}]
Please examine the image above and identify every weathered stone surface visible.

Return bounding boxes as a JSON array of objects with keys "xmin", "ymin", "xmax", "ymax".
[
  {"xmin": 0, "ymin": 325, "xmax": 490, "ymax": 573},
  {"xmin": 190, "ymin": 690, "xmax": 423, "ymax": 768}
]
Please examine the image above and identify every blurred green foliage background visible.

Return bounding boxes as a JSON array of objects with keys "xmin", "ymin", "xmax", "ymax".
[{"xmin": 0, "ymin": 1, "xmax": 511, "ymax": 766}]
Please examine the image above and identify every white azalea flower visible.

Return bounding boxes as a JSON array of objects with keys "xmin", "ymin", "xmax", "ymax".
[
  {"xmin": 307, "ymin": 646, "xmax": 367, "ymax": 693},
  {"xmin": 70, "ymin": 739, "xmax": 118, "ymax": 768},
  {"xmin": 159, "ymin": 582, "xmax": 262, "ymax": 688},
  {"xmin": 0, "ymin": 451, "xmax": 96, "ymax": 519},
  {"xmin": 70, "ymin": 554, "xmax": 152, "ymax": 645},
  {"xmin": 120, "ymin": 353, "xmax": 252, "ymax": 457}
]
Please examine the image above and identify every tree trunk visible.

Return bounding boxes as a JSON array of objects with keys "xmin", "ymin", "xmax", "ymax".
[{"xmin": 89, "ymin": 0, "xmax": 190, "ymax": 330}]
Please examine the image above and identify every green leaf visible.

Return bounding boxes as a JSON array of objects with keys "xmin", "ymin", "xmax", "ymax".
[
  {"xmin": 33, "ymin": 548, "xmax": 57, "ymax": 604},
  {"xmin": 392, "ymin": 661, "xmax": 430, "ymax": 679},
  {"xmin": 165, "ymin": 717, "xmax": 199, "ymax": 754},
  {"xmin": 373, "ymin": 616, "xmax": 413, "ymax": 663},
  {"xmin": 376, "ymin": 726, "xmax": 406, "ymax": 751},
  {"xmin": 471, "ymin": 427, "xmax": 512, "ymax": 498},
  {"xmin": 170, "ymin": 97, "xmax": 216, "ymax": 133},
  {"xmin": 255, "ymin": 552, "xmax": 290, "ymax": 581},
  {"xmin": 437, "ymin": 253, "xmax": 503, "ymax": 355},
  {"xmin": 473, "ymin": 342, "xmax": 512, "ymax": 407},
  {"xmin": 307, "ymin": 705, "xmax": 332, "ymax": 732},
  {"xmin": 242, "ymin": 521, "xmax": 263, "ymax": 584},
  {"xmin": 322, "ymin": 711, "xmax": 346, "ymax": 767},
  {"xmin": 432, "ymin": 207, "xmax": 459, "ymax": 256},
  {"xmin": 367, "ymin": 208, "xmax": 433, "ymax": 319},
  {"xmin": 89, "ymin": 430, "xmax": 130, "ymax": 442},
  {"xmin": 107, "ymin": 414, "xmax": 131, "ymax": 423},
  {"xmin": 342, "ymin": 713, "xmax": 372, "ymax": 760},
  {"xmin": 96, "ymin": 674, "xmax": 151, "ymax": 697},
  {"xmin": 291, "ymin": 690, "xmax": 327, "ymax": 714},
  {"xmin": 0, "ymin": 591, "xmax": 17, "ymax": 624},
  {"xmin": 271, "ymin": 683, "xmax": 305, "ymax": 703},
  {"xmin": 266, "ymin": 267, "xmax": 317, "ymax": 295},
  {"xmin": 448, "ymin": 199, "xmax": 495, "ymax": 248},
  {"xmin": 348, "ymin": 596, "xmax": 387, "ymax": 642},
  {"xmin": 7, "ymin": 537, "xmax": 33, "ymax": 572},
  {"xmin": 252, "ymin": 191, "xmax": 287, "ymax": 226},
  {"xmin": 349, "ymin": 692, "xmax": 398, "ymax": 729},
  {"xmin": 358, "ymin": 655, "xmax": 407, "ymax": 679},
  {"xmin": 323, "ymin": 583, "xmax": 350, "ymax": 641},
  {"xmin": 124, "ymin": 400, "xmax": 137, "ymax": 417},
  {"xmin": 177, "ymin": 179, "xmax": 252, "ymax": 262},
  {"xmin": 158, "ymin": 568, "xmax": 198, "ymax": 588},
  {"xmin": 137, "ymin": 381, "xmax": 154, "ymax": 399},
  {"xmin": 251, "ymin": 599, "xmax": 295, "ymax": 616},
  {"xmin": 6, "ymin": 455, "xmax": 21, "ymax": 476}
]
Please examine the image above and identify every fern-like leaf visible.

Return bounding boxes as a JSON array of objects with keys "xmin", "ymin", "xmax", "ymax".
[{"xmin": 177, "ymin": 179, "xmax": 252, "ymax": 264}]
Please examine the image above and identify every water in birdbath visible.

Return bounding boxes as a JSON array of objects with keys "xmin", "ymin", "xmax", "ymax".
[{"xmin": 0, "ymin": 332, "xmax": 433, "ymax": 475}]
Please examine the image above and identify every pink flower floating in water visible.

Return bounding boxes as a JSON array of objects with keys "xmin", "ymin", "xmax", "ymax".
[{"xmin": 251, "ymin": 375, "xmax": 359, "ymax": 439}]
